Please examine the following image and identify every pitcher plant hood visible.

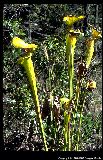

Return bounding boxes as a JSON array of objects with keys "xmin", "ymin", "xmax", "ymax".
[
  {"xmin": 63, "ymin": 15, "xmax": 85, "ymax": 27},
  {"xmin": 87, "ymin": 80, "xmax": 96, "ymax": 90},
  {"xmin": 12, "ymin": 37, "xmax": 38, "ymax": 50},
  {"xmin": 92, "ymin": 28, "xmax": 102, "ymax": 40}
]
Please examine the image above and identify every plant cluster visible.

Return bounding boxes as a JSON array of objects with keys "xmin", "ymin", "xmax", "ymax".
[{"xmin": 3, "ymin": 4, "xmax": 102, "ymax": 151}]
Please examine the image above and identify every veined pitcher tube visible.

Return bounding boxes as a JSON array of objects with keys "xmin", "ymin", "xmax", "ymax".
[
  {"xmin": 66, "ymin": 30, "xmax": 81, "ymax": 100},
  {"xmin": 85, "ymin": 28, "xmax": 102, "ymax": 69}
]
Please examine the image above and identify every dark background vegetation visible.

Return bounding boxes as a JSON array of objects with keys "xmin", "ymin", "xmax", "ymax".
[{"xmin": 3, "ymin": 4, "xmax": 102, "ymax": 151}]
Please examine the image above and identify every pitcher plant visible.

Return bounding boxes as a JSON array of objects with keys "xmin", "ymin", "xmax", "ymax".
[{"xmin": 12, "ymin": 37, "xmax": 48, "ymax": 151}]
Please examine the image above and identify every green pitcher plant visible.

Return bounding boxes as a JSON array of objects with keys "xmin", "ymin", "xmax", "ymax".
[
  {"xmin": 11, "ymin": 14, "xmax": 102, "ymax": 151},
  {"xmin": 85, "ymin": 27, "xmax": 102, "ymax": 68},
  {"xmin": 76, "ymin": 27, "xmax": 101, "ymax": 151},
  {"xmin": 63, "ymin": 15, "xmax": 102, "ymax": 151},
  {"xmin": 63, "ymin": 15, "xmax": 85, "ymax": 151},
  {"xmin": 66, "ymin": 30, "xmax": 82, "ymax": 151},
  {"xmin": 12, "ymin": 37, "xmax": 48, "ymax": 151}
]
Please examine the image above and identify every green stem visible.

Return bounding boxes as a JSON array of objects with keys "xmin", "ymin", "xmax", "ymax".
[
  {"xmin": 71, "ymin": 76, "xmax": 81, "ymax": 150},
  {"xmin": 76, "ymin": 105, "xmax": 83, "ymax": 151},
  {"xmin": 67, "ymin": 111, "xmax": 71, "ymax": 151},
  {"xmin": 64, "ymin": 110, "xmax": 68, "ymax": 151},
  {"xmin": 76, "ymin": 78, "xmax": 86, "ymax": 151}
]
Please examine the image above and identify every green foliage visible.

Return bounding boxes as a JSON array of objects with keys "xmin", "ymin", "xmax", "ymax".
[{"xmin": 3, "ymin": 4, "xmax": 102, "ymax": 151}]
